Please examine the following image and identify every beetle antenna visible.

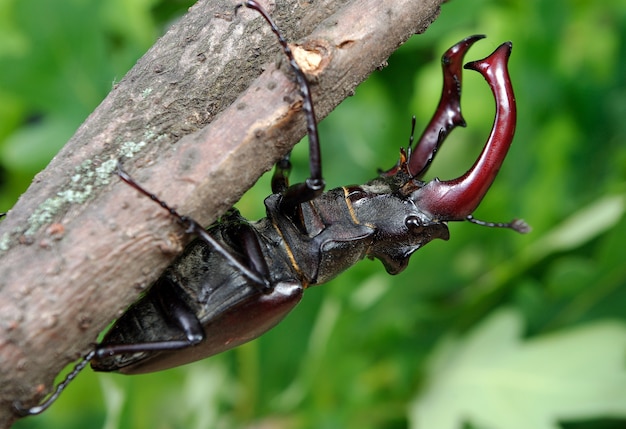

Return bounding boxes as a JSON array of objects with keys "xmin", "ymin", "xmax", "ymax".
[
  {"xmin": 466, "ymin": 215, "xmax": 530, "ymax": 233},
  {"xmin": 13, "ymin": 350, "xmax": 96, "ymax": 416}
]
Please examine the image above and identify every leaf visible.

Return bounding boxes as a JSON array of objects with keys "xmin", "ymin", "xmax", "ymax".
[
  {"xmin": 1, "ymin": 116, "xmax": 76, "ymax": 172},
  {"xmin": 408, "ymin": 310, "xmax": 626, "ymax": 429},
  {"xmin": 527, "ymin": 194, "xmax": 626, "ymax": 260}
]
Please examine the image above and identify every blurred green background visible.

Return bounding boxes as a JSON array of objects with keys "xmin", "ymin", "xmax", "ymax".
[{"xmin": 4, "ymin": 0, "xmax": 626, "ymax": 428}]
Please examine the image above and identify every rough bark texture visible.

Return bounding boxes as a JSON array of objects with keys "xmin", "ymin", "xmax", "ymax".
[{"xmin": 0, "ymin": 0, "xmax": 443, "ymax": 425}]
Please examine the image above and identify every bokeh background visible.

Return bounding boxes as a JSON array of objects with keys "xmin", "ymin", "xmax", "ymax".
[{"xmin": 4, "ymin": 0, "xmax": 626, "ymax": 428}]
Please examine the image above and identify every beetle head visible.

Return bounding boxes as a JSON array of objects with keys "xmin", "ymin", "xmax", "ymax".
[{"xmin": 348, "ymin": 183, "xmax": 450, "ymax": 275}]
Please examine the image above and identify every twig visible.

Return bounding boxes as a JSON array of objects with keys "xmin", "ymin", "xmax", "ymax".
[{"xmin": 0, "ymin": 0, "xmax": 443, "ymax": 425}]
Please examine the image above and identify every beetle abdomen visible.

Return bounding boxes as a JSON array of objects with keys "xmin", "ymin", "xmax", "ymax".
[{"xmin": 92, "ymin": 220, "xmax": 304, "ymax": 374}]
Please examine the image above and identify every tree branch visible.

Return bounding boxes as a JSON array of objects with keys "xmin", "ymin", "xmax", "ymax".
[{"xmin": 0, "ymin": 0, "xmax": 442, "ymax": 425}]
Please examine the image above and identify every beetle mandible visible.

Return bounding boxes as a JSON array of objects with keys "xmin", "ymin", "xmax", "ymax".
[{"xmin": 14, "ymin": 0, "xmax": 528, "ymax": 416}]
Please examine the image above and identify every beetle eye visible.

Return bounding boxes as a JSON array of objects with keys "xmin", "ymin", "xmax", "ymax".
[{"xmin": 405, "ymin": 216, "xmax": 424, "ymax": 231}]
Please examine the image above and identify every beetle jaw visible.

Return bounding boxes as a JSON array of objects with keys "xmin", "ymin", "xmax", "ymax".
[{"xmin": 407, "ymin": 42, "xmax": 516, "ymax": 222}]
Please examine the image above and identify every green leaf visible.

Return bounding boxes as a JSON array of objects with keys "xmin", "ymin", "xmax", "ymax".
[
  {"xmin": 409, "ymin": 310, "xmax": 626, "ymax": 429},
  {"xmin": 1, "ymin": 115, "xmax": 76, "ymax": 172},
  {"xmin": 527, "ymin": 194, "xmax": 626, "ymax": 260}
]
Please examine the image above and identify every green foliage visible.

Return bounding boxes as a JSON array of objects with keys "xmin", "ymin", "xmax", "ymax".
[
  {"xmin": 410, "ymin": 310, "xmax": 626, "ymax": 429},
  {"xmin": 5, "ymin": 0, "xmax": 626, "ymax": 428}
]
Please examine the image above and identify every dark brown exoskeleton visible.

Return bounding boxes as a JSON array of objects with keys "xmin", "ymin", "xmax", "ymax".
[{"xmin": 15, "ymin": 0, "xmax": 528, "ymax": 416}]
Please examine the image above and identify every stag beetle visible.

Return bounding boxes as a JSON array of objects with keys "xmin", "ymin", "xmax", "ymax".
[{"xmin": 14, "ymin": 0, "xmax": 528, "ymax": 416}]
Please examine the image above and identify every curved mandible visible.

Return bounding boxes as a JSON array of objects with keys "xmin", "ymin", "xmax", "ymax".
[
  {"xmin": 408, "ymin": 34, "xmax": 485, "ymax": 178},
  {"xmin": 382, "ymin": 35, "xmax": 483, "ymax": 178},
  {"xmin": 412, "ymin": 42, "xmax": 516, "ymax": 221}
]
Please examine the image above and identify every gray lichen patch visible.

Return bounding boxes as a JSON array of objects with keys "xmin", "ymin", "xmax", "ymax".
[
  {"xmin": 25, "ymin": 195, "xmax": 71, "ymax": 236},
  {"xmin": 18, "ymin": 138, "xmax": 152, "ymax": 240},
  {"xmin": 120, "ymin": 140, "xmax": 147, "ymax": 159},
  {"xmin": 95, "ymin": 159, "xmax": 119, "ymax": 187},
  {"xmin": 0, "ymin": 233, "xmax": 11, "ymax": 251}
]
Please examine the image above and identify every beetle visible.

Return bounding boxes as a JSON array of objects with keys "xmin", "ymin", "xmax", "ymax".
[{"xmin": 14, "ymin": 0, "xmax": 528, "ymax": 416}]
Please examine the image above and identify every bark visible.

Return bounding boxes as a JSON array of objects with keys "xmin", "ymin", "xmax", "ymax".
[{"xmin": 0, "ymin": 0, "xmax": 443, "ymax": 425}]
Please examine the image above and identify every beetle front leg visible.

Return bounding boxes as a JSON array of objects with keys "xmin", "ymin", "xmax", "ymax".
[{"xmin": 241, "ymin": 0, "xmax": 325, "ymax": 210}]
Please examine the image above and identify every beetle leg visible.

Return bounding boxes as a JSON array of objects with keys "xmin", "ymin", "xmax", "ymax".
[
  {"xmin": 412, "ymin": 42, "xmax": 518, "ymax": 222},
  {"xmin": 117, "ymin": 162, "xmax": 271, "ymax": 289},
  {"xmin": 229, "ymin": 220, "xmax": 272, "ymax": 290},
  {"xmin": 408, "ymin": 34, "xmax": 485, "ymax": 178},
  {"xmin": 13, "ymin": 286, "xmax": 206, "ymax": 417},
  {"xmin": 239, "ymin": 0, "xmax": 325, "ymax": 210},
  {"xmin": 13, "ymin": 351, "xmax": 96, "ymax": 416},
  {"xmin": 94, "ymin": 280, "xmax": 205, "ymax": 358}
]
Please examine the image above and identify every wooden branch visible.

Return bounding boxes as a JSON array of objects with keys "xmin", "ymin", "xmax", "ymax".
[{"xmin": 0, "ymin": 0, "xmax": 443, "ymax": 425}]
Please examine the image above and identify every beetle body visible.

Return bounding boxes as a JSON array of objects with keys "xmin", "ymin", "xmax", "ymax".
[
  {"xmin": 14, "ymin": 0, "xmax": 528, "ymax": 417},
  {"xmin": 93, "ymin": 177, "xmax": 450, "ymax": 374}
]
